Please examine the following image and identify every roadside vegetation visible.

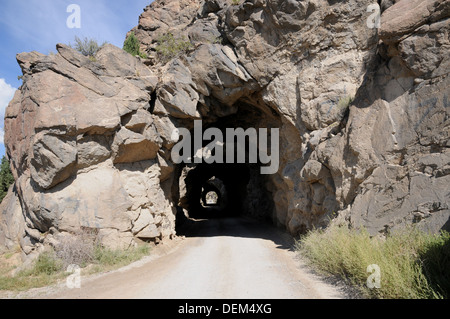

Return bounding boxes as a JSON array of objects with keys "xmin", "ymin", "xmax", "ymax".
[
  {"xmin": 295, "ymin": 224, "xmax": 450, "ymax": 299},
  {"xmin": 0, "ymin": 231, "xmax": 150, "ymax": 292}
]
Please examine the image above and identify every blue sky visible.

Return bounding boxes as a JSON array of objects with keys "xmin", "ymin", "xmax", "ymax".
[{"xmin": 0, "ymin": 0, "xmax": 153, "ymax": 158}]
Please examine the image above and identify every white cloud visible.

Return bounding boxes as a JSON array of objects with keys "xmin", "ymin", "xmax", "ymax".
[{"xmin": 0, "ymin": 78, "xmax": 17, "ymax": 145}]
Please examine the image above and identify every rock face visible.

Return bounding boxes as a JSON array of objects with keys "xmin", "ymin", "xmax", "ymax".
[
  {"xmin": 1, "ymin": 0, "xmax": 449, "ymax": 255},
  {"xmin": 2, "ymin": 43, "xmax": 174, "ymax": 251}
]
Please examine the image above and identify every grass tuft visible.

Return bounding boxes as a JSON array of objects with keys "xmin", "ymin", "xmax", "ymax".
[{"xmin": 155, "ymin": 32, "xmax": 193, "ymax": 63}]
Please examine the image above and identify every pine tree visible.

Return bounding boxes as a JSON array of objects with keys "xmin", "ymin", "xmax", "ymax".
[
  {"xmin": 123, "ymin": 32, "xmax": 141, "ymax": 56},
  {"xmin": 0, "ymin": 156, "xmax": 14, "ymax": 203},
  {"xmin": 123, "ymin": 32, "xmax": 147, "ymax": 58}
]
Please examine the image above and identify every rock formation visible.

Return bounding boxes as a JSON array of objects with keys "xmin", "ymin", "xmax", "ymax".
[{"xmin": 1, "ymin": 0, "xmax": 449, "ymax": 256}]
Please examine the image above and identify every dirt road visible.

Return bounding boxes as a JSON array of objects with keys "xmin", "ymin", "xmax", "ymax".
[{"xmin": 25, "ymin": 217, "xmax": 344, "ymax": 299}]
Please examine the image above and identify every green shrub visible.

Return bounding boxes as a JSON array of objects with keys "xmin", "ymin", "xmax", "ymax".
[
  {"xmin": 0, "ymin": 156, "xmax": 14, "ymax": 203},
  {"xmin": 231, "ymin": 0, "xmax": 240, "ymax": 5},
  {"xmin": 296, "ymin": 224, "xmax": 450, "ymax": 299},
  {"xmin": 70, "ymin": 36, "xmax": 106, "ymax": 58},
  {"xmin": 155, "ymin": 32, "xmax": 193, "ymax": 62},
  {"xmin": 123, "ymin": 32, "xmax": 148, "ymax": 59}
]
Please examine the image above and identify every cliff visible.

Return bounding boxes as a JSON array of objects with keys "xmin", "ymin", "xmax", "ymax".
[{"xmin": 1, "ymin": 0, "xmax": 449, "ymax": 255}]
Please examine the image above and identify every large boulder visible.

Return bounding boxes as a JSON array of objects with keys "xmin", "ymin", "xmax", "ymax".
[{"xmin": 3, "ymin": 43, "xmax": 174, "ymax": 253}]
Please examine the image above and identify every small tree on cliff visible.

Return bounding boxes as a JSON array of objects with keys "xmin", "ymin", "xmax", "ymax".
[
  {"xmin": 71, "ymin": 36, "xmax": 106, "ymax": 58},
  {"xmin": 0, "ymin": 156, "xmax": 14, "ymax": 203},
  {"xmin": 123, "ymin": 32, "xmax": 147, "ymax": 59}
]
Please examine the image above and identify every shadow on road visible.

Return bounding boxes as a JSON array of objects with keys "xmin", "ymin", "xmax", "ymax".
[{"xmin": 176, "ymin": 215, "xmax": 295, "ymax": 252}]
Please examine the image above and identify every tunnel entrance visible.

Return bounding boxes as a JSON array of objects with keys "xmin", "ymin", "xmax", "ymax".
[{"xmin": 173, "ymin": 100, "xmax": 281, "ymax": 232}]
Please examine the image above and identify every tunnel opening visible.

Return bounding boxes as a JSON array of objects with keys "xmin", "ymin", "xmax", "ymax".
[
  {"xmin": 202, "ymin": 190, "xmax": 220, "ymax": 206},
  {"xmin": 173, "ymin": 99, "xmax": 282, "ymax": 234},
  {"xmin": 200, "ymin": 177, "xmax": 226, "ymax": 208}
]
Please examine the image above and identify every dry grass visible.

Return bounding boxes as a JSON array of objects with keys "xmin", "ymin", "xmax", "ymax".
[
  {"xmin": 0, "ymin": 234, "xmax": 151, "ymax": 292},
  {"xmin": 0, "ymin": 249, "xmax": 66, "ymax": 291},
  {"xmin": 54, "ymin": 229, "xmax": 98, "ymax": 268},
  {"xmin": 295, "ymin": 224, "xmax": 450, "ymax": 299}
]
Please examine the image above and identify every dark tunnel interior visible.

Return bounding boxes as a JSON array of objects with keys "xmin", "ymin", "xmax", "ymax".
[
  {"xmin": 183, "ymin": 163, "xmax": 251, "ymax": 219},
  {"xmin": 173, "ymin": 100, "xmax": 281, "ymax": 230}
]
